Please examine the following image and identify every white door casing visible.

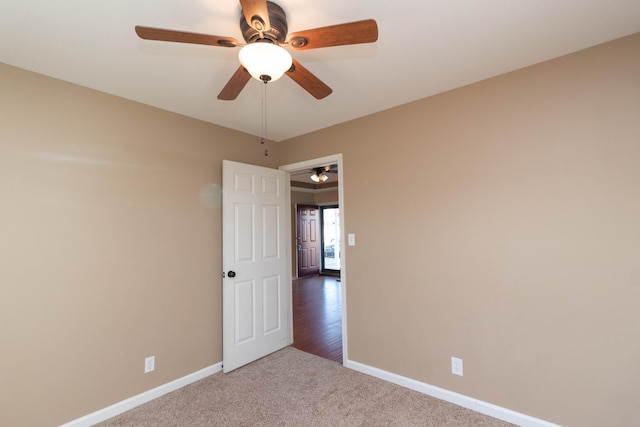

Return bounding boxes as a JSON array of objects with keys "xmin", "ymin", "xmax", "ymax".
[
  {"xmin": 279, "ymin": 153, "xmax": 347, "ymax": 363},
  {"xmin": 222, "ymin": 160, "xmax": 292, "ymax": 373}
]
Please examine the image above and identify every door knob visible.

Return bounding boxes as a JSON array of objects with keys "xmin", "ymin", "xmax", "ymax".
[{"xmin": 227, "ymin": 271, "xmax": 236, "ymax": 278}]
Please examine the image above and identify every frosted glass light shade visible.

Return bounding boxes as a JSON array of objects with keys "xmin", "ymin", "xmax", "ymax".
[
  {"xmin": 238, "ymin": 43, "xmax": 292, "ymax": 82},
  {"xmin": 310, "ymin": 172, "xmax": 328, "ymax": 182}
]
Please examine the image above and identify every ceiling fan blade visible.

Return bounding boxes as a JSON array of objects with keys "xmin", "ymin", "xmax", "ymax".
[
  {"xmin": 287, "ymin": 19, "xmax": 378, "ymax": 50},
  {"xmin": 135, "ymin": 26, "xmax": 239, "ymax": 47},
  {"xmin": 239, "ymin": 0, "xmax": 271, "ymax": 32},
  {"xmin": 217, "ymin": 66, "xmax": 252, "ymax": 100},
  {"xmin": 285, "ymin": 59, "xmax": 332, "ymax": 99}
]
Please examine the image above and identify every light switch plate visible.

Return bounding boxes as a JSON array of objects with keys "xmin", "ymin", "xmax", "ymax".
[
  {"xmin": 144, "ymin": 356, "xmax": 155, "ymax": 373},
  {"xmin": 451, "ymin": 357, "xmax": 463, "ymax": 376},
  {"xmin": 348, "ymin": 233, "xmax": 356, "ymax": 246}
]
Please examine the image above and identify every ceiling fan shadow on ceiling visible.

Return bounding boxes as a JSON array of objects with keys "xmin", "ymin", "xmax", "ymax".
[{"xmin": 134, "ymin": 0, "xmax": 378, "ymax": 101}]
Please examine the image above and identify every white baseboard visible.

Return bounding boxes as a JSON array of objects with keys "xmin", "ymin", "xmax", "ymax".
[
  {"xmin": 344, "ymin": 359, "xmax": 560, "ymax": 427},
  {"xmin": 62, "ymin": 358, "xmax": 558, "ymax": 427},
  {"xmin": 60, "ymin": 362, "xmax": 223, "ymax": 427}
]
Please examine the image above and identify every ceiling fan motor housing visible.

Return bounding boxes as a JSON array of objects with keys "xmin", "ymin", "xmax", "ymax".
[{"xmin": 240, "ymin": 1, "xmax": 288, "ymax": 44}]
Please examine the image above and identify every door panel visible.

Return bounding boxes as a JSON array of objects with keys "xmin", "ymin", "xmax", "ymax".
[
  {"xmin": 235, "ymin": 204, "xmax": 254, "ymax": 262},
  {"xmin": 297, "ymin": 205, "xmax": 320, "ymax": 277},
  {"xmin": 263, "ymin": 205, "xmax": 279, "ymax": 259},
  {"xmin": 263, "ymin": 276, "xmax": 281, "ymax": 333},
  {"xmin": 234, "ymin": 279, "xmax": 255, "ymax": 344},
  {"xmin": 223, "ymin": 160, "xmax": 291, "ymax": 373}
]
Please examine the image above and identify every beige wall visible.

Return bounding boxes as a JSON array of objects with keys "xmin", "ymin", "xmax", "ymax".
[
  {"xmin": 0, "ymin": 63, "xmax": 279, "ymax": 426},
  {"xmin": 279, "ymin": 33, "xmax": 640, "ymax": 427},
  {"xmin": 2, "ymin": 32, "xmax": 639, "ymax": 427},
  {"xmin": 313, "ymin": 189, "xmax": 339, "ymax": 206}
]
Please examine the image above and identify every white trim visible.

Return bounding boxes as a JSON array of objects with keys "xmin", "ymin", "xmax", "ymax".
[
  {"xmin": 279, "ymin": 153, "xmax": 347, "ymax": 363},
  {"xmin": 284, "ymin": 175, "xmax": 294, "ymax": 344},
  {"xmin": 60, "ymin": 362, "xmax": 222, "ymax": 427},
  {"xmin": 344, "ymin": 359, "xmax": 561, "ymax": 427},
  {"xmin": 59, "ymin": 357, "xmax": 558, "ymax": 426},
  {"xmin": 291, "ymin": 186, "xmax": 337, "ymax": 194}
]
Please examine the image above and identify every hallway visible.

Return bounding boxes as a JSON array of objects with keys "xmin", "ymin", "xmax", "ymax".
[{"xmin": 291, "ymin": 275, "xmax": 343, "ymax": 363}]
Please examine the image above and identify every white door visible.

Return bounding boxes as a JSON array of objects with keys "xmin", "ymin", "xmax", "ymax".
[{"xmin": 222, "ymin": 160, "xmax": 292, "ymax": 373}]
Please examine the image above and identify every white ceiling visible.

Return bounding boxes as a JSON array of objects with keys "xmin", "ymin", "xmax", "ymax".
[{"xmin": 1, "ymin": 1, "xmax": 638, "ymax": 142}]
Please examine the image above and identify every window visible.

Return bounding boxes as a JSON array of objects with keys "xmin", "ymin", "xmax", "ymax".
[{"xmin": 321, "ymin": 206, "xmax": 340, "ymax": 271}]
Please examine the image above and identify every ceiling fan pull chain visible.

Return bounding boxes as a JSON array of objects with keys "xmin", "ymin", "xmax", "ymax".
[
  {"xmin": 261, "ymin": 80, "xmax": 269, "ymax": 156},
  {"xmin": 263, "ymin": 80, "xmax": 268, "ymax": 142}
]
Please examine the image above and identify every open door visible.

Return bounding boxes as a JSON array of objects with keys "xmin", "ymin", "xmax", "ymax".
[{"xmin": 222, "ymin": 160, "xmax": 291, "ymax": 373}]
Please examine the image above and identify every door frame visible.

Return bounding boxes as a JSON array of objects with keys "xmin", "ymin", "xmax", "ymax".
[{"xmin": 280, "ymin": 153, "xmax": 348, "ymax": 363}]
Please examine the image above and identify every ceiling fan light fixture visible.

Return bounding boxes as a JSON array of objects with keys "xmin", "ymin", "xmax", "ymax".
[
  {"xmin": 310, "ymin": 171, "xmax": 328, "ymax": 182},
  {"xmin": 238, "ymin": 42, "xmax": 292, "ymax": 82}
]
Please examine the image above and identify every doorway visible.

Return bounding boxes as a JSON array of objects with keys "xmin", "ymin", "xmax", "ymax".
[{"xmin": 280, "ymin": 154, "xmax": 347, "ymax": 363}]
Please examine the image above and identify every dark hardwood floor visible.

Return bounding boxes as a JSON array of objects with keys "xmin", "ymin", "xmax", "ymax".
[{"xmin": 291, "ymin": 275, "xmax": 343, "ymax": 363}]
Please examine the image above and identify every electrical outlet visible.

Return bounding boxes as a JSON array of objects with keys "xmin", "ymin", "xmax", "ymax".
[
  {"xmin": 144, "ymin": 356, "xmax": 155, "ymax": 373},
  {"xmin": 451, "ymin": 357, "xmax": 463, "ymax": 376}
]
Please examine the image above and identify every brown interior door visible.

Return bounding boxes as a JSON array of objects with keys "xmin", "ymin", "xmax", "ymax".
[{"xmin": 297, "ymin": 205, "xmax": 320, "ymax": 277}]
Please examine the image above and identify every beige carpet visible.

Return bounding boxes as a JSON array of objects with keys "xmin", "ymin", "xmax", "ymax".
[{"xmin": 97, "ymin": 347, "xmax": 513, "ymax": 426}]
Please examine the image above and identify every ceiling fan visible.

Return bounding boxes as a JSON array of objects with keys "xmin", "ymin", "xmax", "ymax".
[
  {"xmin": 310, "ymin": 165, "xmax": 337, "ymax": 182},
  {"xmin": 135, "ymin": 0, "xmax": 378, "ymax": 101}
]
